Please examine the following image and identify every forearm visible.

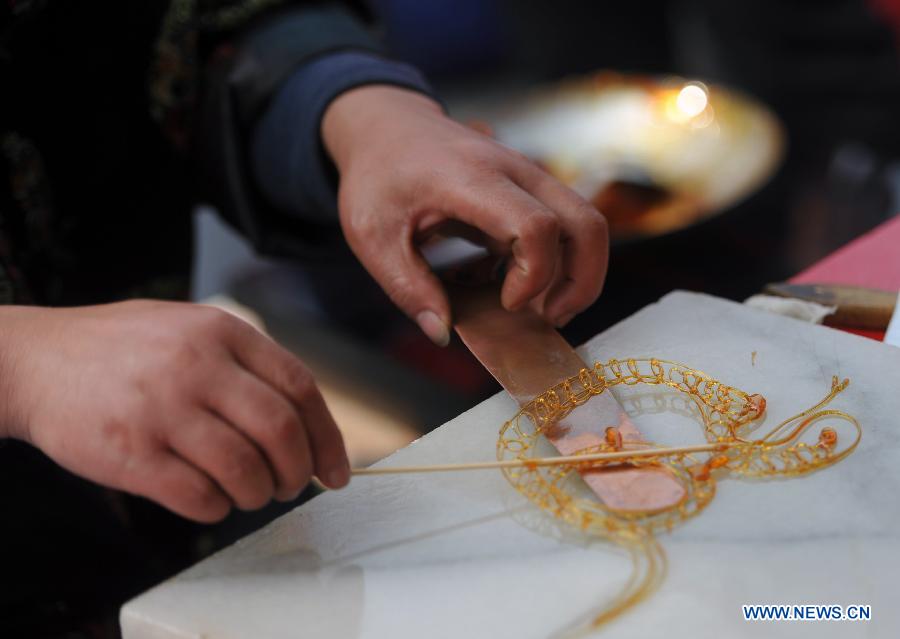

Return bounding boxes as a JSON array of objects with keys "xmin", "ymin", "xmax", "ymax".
[{"xmin": 0, "ymin": 305, "xmax": 40, "ymax": 442}]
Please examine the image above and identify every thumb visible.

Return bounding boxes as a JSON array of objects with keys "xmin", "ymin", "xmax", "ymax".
[{"xmin": 367, "ymin": 245, "xmax": 453, "ymax": 347}]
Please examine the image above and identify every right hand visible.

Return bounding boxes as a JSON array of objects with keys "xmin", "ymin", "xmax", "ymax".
[
  {"xmin": 0, "ymin": 300, "xmax": 348, "ymax": 522},
  {"xmin": 321, "ymin": 86, "xmax": 609, "ymax": 345}
]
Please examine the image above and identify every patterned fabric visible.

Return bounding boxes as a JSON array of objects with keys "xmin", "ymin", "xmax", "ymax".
[
  {"xmin": 150, "ymin": 0, "xmax": 285, "ymax": 149},
  {"xmin": 0, "ymin": 0, "xmax": 386, "ymax": 306},
  {"xmin": 0, "ymin": 0, "xmax": 291, "ymax": 306}
]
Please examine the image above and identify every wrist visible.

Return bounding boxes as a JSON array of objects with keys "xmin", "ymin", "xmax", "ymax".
[
  {"xmin": 0, "ymin": 305, "xmax": 39, "ymax": 442},
  {"xmin": 321, "ymin": 85, "xmax": 443, "ymax": 173}
]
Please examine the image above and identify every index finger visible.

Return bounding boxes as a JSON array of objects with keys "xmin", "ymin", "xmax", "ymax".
[
  {"xmin": 505, "ymin": 159, "xmax": 609, "ymax": 324},
  {"xmin": 221, "ymin": 319, "xmax": 350, "ymax": 487},
  {"xmin": 439, "ymin": 177, "xmax": 562, "ymax": 311}
]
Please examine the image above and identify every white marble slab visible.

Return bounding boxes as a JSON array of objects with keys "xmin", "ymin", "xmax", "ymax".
[
  {"xmin": 885, "ymin": 291, "xmax": 900, "ymax": 348},
  {"xmin": 121, "ymin": 292, "xmax": 900, "ymax": 638}
]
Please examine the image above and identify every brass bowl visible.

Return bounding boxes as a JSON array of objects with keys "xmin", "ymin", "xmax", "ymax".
[{"xmin": 472, "ymin": 72, "xmax": 785, "ymax": 241}]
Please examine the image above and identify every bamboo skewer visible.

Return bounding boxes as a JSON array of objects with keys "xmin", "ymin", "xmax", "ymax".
[{"xmin": 351, "ymin": 442, "xmax": 732, "ymax": 476}]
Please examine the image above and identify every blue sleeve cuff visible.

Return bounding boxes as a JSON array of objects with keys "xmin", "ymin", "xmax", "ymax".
[{"xmin": 250, "ymin": 51, "xmax": 436, "ymax": 223}]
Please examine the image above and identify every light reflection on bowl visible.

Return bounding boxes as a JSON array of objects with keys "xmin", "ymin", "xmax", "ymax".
[{"xmin": 474, "ymin": 73, "xmax": 785, "ymax": 241}]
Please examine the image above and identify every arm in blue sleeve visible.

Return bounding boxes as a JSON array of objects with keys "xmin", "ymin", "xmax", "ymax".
[{"xmin": 250, "ymin": 51, "xmax": 436, "ymax": 224}]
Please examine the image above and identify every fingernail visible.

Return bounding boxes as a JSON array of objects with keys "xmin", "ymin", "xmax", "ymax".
[
  {"xmin": 328, "ymin": 464, "xmax": 350, "ymax": 489},
  {"xmin": 554, "ymin": 312, "xmax": 576, "ymax": 328},
  {"xmin": 416, "ymin": 310, "xmax": 450, "ymax": 347},
  {"xmin": 276, "ymin": 487, "xmax": 303, "ymax": 502},
  {"xmin": 500, "ymin": 290, "xmax": 525, "ymax": 313}
]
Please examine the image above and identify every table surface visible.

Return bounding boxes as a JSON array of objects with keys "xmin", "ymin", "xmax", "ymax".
[{"xmin": 121, "ymin": 291, "xmax": 900, "ymax": 639}]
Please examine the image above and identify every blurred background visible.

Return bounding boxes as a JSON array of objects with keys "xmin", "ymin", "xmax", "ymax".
[{"xmin": 196, "ymin": 0, "xmax": 900, "ymax": 470}]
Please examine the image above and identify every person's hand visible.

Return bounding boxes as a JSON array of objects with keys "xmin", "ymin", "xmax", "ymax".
[
  {"xmin": 322, "ymin": 86, "xmax": 609, "ymax": 345},
  {"xmin": 0, "ymin": 301, "xmax": 348, "ymax": 522}
]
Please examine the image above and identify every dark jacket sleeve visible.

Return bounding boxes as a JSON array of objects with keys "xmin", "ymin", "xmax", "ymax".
[
  {"xmin": 195, "ymin": 3, "xmax": 399, "ymax": 260},
  {"xmin": 250, "ymin": 51, "xmax": 434, "ymax": 224}
]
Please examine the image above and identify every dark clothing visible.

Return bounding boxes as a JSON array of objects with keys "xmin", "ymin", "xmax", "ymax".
[
  {"xmin": 193, "ymin": 2, "xmax": 434, "ymax": 261},
  {"xmin": 1, "ymin": 1, "xmax": 187, "ymax": 305},
  {"xmin": 0, "ymin": 0, "xmax": 429, "ymax": 306}
]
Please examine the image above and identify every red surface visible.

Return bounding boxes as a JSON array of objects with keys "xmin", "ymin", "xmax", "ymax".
[
  {"xmin": 790, "ymin": 215, "xmax": 900, "ymax": 340},
  {"xmin": 870, "ymin": 0, "xmax": 900, "ymax": 40}
]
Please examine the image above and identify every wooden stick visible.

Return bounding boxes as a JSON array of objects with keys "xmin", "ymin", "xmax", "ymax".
[{"xmin": 351, "ymin": 442, "xmax": 729, "ymax": 476}]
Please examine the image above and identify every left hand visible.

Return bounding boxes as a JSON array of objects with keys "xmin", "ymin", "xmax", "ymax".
[{"xmin": 322, "ymin": 86, "xmax": 608, "ymax": 345}]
